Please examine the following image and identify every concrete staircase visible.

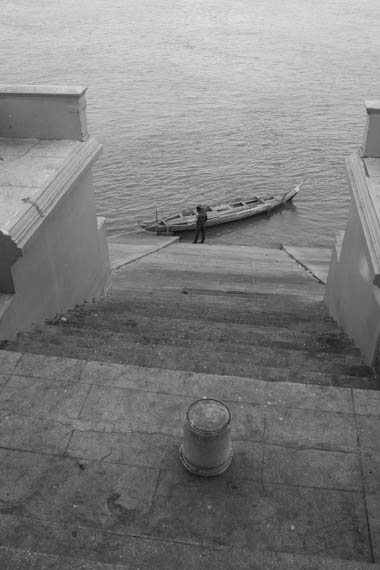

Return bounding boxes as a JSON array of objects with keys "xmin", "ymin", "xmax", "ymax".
[
  {"xmin": 1, "ymin": 241, "xmax": 379, "ymax": 569},
  {"xmin": 4, "ymin": 242, "xmax": 375, "ymax": 389}
]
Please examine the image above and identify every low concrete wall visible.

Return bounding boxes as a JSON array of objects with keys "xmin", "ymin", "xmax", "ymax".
[
  {"xmin": 0, "ymin": 168, "xmax": 110, "ymax": 340},
  {"xmin": 325, "ymin": 101, "xmax": 380, "ymax": 368},
  {"xmin": 325, "ymin": 199, "xmax": 380, "ymax": 365},
  {"xmin": 0, "ymin": 85, "xmax": 88, "ymax": 140},
  {"xmin": 0, "ymin": 85, "xmax": 110, "ymax": 340}
]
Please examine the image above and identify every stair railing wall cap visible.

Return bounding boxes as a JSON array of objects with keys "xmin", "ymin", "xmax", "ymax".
[
  {"xmin": 346, "ymin": 151, "xmax": 380, "ymax": 286},
  {"xmin": 2, "ymin": 137, "xmax": 102, "ymax": 250},
  {"xmin": 0, "ymin": 85, "xmax": 87, "ymax": 97},
  {"xmin": 362, "ymin": 100, "xmax": 380, "ymax": 159},
  {"xmin": 0, "ymin": 85, "xmax": 88, "ymax": 141}
]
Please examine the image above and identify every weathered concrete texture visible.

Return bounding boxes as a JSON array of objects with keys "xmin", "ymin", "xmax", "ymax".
[
  {"xmin": 281, "ymin": 245, "xmax": 331, "ymax": 284},
  {"xmin": 0, "ymin": 241, "xmax": 379, "ymax": 568},
  {"xmin": 3, "ymin": 242, "xmax": 376, "ymax": 389},
  {"xmin": 0, "ymin": 137, "xmax": 80, "ymax": 227},
  {"xmin": 1, "ymin": 545, "xmax": 380, "ymax": 570},
  {"xmin": 0, "ymin": 349, "xmax": 380, "ymax": 568},
  {"xmin": 108, "ymin": 233, "xmax": 179, "ymax": 270},
  {"xmin": 324, "ymin": 147, "xmax": 380, "ymax": 368},
  {"xmin": 0, "ymin": 85, "xmax": 88, "ymax": 141}
]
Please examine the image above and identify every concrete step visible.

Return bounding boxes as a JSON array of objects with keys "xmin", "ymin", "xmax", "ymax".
[
  {"xmin": 108, "ymin": 235, "xmax": 178, "ymax": 270},
  {"xmin": 124, "ymin": 256, "xmax": 320, "ymax": 283},
  {"xmin": 1, "ymin": 540, "xmax": 380, "ymax": 570},
  {"xmin": 3, "ymin": 295, "xmax": 374, "ymax": 387},
  {"xmin": 43, "ymin": 312, "xmax": 358, "ymax": 355},
  {"xmin": 77, "ymin": 286, "xmax": 336, "ymax": 329},
  {"xmin": 4, "ymin": 299, "xmax": 373, "ymax": 382},
  {"xmin": 118, "ymin": 241, "xmax": 320, "ymax": 274},
  {"xmin": 108, "ymin": 287, "xmax": 332, "ymax": 323},
  {"xmin": 17, "ymin": 323, "xmax": 370, "ymax": 377},
  {"xmin": 1, "ymin": 243, "xmax": 375, "ymax": 387},
  {"xmin": 282, "ymin": 245, "xmax": 332, "ymax": 284},
  {"xmin": 112, "ymin": 272, "xmax": 324, "ymax": 299},
  {"xmin": 3, "ymin": 332, "xmax": 376, "ymax": 388}
]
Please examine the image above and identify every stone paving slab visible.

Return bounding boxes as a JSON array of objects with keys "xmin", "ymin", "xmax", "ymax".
[
  {"xmin": 14, "ymin": 352, "xmax": 85, "ymax": 381},
  {"xmin": 0, "ymin": 372, "xmax": 9, "ymax": 389},
  {"xmin": 14, "ymin": 356, "xmax": 355, "ymax": 414},
  {"xmin": 354, "ymin": 388, "xmax": 380, "ymax": 416},
  {"xmin": 149, "ymin": 472, "xmax": 370, "ymax": 560},
  {"xmin": 1, "ymin": 538, "xmax": 380, "ymax": 570},
  {"xmin": 1, "ymin": 375, "xmax": 90, "ymax": 421},
  {"xmin": 67, "ymin": 431, "xmax": 265, "ymax": 483},
  {"xmin": 79, "ymin": 385, "xmax": 192, "ymax": 437},
  {"xmin": 0, "ymin": 449, "xmax": 159, "ymax": 532},
  {"xmin": 264, "ymin": 406, "xmax": 358, "ymax": 451},
  {"xmin": 357, "ymin": 415, "xmax": 380, "ymax": 452},
  {"xmin": 66, "ymin": 427, "xmax": 362, "ymax": 493},
  {"xmin": 0, "ymin": 349, "xmax": 22, "ymax": 373},
  {"xmin": 366, "ymin": 494, "xmax": 380, "ymax": 563},
  {"xmin": 67, "ymin": 430, "xmax": 183, "ymax": 471},
  {"xmin": 1, "ymin": 350, "xmax": 380, "ymax": 565},
  {"xmin": 0, "ymin": 410, "xmax": 72, "ymax": 455},
  {"xmin": 0, "ymin": 448, "xmax": 371, "ymax": 562},
  {"xmin": 361, "ymin": 451, "xmax": 380, "ymax": 494},
  {"xmin": 263, "ymin": 445, "xmax": 362, "ymax": 491}
]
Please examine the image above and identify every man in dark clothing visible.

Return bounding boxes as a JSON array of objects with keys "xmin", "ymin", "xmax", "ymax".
[{"xmin": 192, "ymin": 206, "xmax": 208, "ymax": 244}]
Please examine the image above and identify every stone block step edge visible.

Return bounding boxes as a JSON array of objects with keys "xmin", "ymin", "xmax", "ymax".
[
  {"xmin": 2, "ymin": 349, "xmax": 378, "ymax": 409},
  {"xmin": 1, "ymin": 544, "xmax": 380, "ymax": 570},
  {"xmin": 7, "ymin": 327, "xmax": 373, "ymax": 380}
]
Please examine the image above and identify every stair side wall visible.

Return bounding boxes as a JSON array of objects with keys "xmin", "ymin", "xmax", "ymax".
[
  {"xmin": 325, "ymin": 102, "xmax": 380, "ymax": 369},
  {"xmin": 324, "ymin": 200, "xmax": 380, "ymax": 366},
  {"xmin": 0, "ymin": 169, "xmax": 110, "ymax": 341}
]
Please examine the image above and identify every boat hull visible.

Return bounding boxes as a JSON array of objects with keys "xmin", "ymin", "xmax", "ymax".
[{"xmin": 138, "ymin": 182, "xmax": 302, "ymax": 234}]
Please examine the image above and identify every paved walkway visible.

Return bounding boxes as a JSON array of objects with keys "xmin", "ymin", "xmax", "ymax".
[{"xmin": 0, "ymin": 348, "xmax": 380, "ymax": 568}]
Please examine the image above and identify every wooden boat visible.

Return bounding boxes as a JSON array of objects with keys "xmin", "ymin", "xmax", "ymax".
[{"xmin": 138, "ymin": 180, "xmax": 304, "ymax": 234}]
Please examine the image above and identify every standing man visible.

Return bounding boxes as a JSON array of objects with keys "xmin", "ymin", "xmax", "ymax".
[{"xmin": 193, "ymin": 206, "xmax": 208, "ymax": 244}]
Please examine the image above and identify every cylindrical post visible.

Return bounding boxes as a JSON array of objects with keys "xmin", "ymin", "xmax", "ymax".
[{"xmin": 179, "ymin": 397, "xmax": 232, "ymax": 477}]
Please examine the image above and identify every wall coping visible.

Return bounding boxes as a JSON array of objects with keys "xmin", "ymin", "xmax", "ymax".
[
  {"xmin": 0, "ymin": 85, "xmax": 89, "ymax": 140},
  {"xmin": 0, "ymin": 85, "xmax": 87, "ymax": 97},
  {"xmin": 346, "ymin": 150, "xmax": 380, "ymax": 285},
  {"xmin": 2, "ymin": 136, "xmax": 102, "ymax": 250},
  {"xmin": 365, "ymin": 100, "xmax": 380, "ymax": 114}
]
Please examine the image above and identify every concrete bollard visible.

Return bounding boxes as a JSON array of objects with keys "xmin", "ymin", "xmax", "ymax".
[{"xmin": 179, "ymin": 397, "xmax": 233, "ymax": 476}]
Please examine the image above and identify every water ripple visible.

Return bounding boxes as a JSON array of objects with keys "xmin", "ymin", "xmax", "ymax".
[{"xmin": 1, "ymin": 0, "xmax": 380, "ymax": 244}]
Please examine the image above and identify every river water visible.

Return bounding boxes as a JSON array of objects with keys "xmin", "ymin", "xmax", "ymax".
[{"xmin": 2, "ymin": 0, "xmax": 380, "ymax": 246}]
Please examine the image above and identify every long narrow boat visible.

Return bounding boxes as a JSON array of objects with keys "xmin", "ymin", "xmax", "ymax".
[{"xmin": 138, "ymin": 180, "xmax": 304, "ymax": 234}]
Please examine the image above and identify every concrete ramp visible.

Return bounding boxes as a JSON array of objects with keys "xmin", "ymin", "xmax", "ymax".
[
  {"xmin": 108, "ymin": 233, "xmax": 179, "ymax": 269},
  {"xmin": 282, "ymin": 245, "xmax": 332, "ymax": 284}
]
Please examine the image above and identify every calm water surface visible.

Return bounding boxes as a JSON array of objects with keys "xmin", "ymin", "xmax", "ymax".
[{"xmin": 2, "ymin": 0, "xmax": 380, "ymax": 246}]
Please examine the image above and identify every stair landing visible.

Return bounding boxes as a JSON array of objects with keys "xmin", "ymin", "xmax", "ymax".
[{"xmin": 0, "ymin": 350, "xmax": 380, "ymax": 568}]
